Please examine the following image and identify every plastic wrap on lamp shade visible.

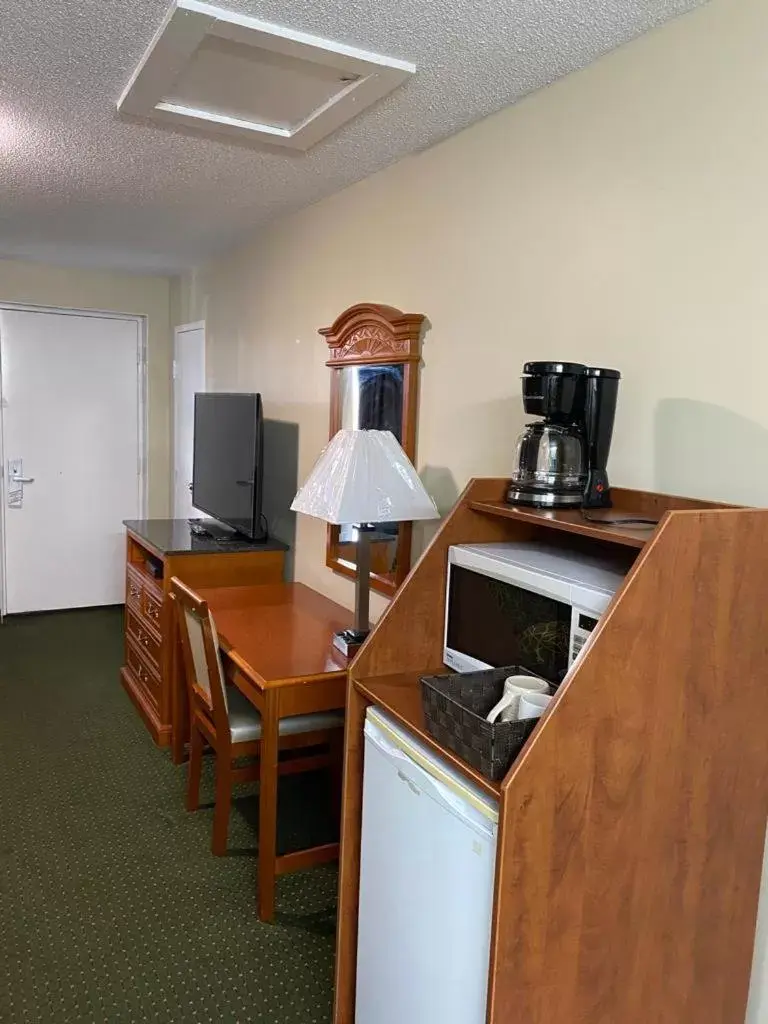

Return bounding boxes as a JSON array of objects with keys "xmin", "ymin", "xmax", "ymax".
[{"xmin": 290, "ymin": 429, "xmax": 439, "ymax": 525}]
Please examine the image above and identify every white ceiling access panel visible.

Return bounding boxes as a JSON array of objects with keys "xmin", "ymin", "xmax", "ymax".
[{"xmin": 118, "ymin": 0, "xmax": 416, "ymax": 150}]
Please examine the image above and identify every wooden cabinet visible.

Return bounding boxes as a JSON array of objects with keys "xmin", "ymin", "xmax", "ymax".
[
  {"xmin": 120, "ymin": 520, "xmax": 287, "ymax": 749},
  {"xmin": 333, "ymin": 482, "xmax": 768, "ymax": 1024}
]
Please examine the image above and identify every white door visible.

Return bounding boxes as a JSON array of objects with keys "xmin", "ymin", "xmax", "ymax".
[
  {"xmin": 0, "ymin": 308, "xmax": 143, "ymax": 614},
  {"xmin": 173, "ymin": 322, "xmax": 205, "ymax": 519}
]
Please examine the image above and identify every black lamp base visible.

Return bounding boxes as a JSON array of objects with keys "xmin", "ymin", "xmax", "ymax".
[{"xmin": 333, "ymin": 628, "xmax": 370, "ymax": 657}]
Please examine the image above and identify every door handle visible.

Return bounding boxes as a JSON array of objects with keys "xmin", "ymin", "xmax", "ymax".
[{"xmin": 11, "ymin": 476, "xmax": 34, "ymax": 484}]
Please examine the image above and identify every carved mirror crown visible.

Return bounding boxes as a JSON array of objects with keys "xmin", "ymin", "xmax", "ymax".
[{"xmin": 321, "ymin": 303, "xmax": 425, "ymax": 365}]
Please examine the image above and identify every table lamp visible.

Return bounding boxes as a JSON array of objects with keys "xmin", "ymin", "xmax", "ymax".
[{"xmin": 291, "ymin": 429, "xmax": 439, "ymax": 656}]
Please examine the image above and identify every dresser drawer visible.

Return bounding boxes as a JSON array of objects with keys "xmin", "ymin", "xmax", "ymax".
[
  {"xmin": 126, "ymin": 638, "xmax": 161, "ymax": 704},
  {"xmin": 126, "ymin": 609, "xmax": 162, "ymax": 670},
  {"xmin": 126, "ymin": 567, "xmax": 142, "ymax": 614},
  {"xmin": 141, "ymin": 585, "xmax": 163, "ymax": 630}
]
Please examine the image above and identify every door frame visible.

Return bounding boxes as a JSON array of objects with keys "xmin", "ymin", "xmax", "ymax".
[
  {"xmin": 0, "ymin": 302, "xmax": 148, "ymax": 615},
  {"xmin": 172, "ymin": 320, "xmax": 206, "ymax": 519}
]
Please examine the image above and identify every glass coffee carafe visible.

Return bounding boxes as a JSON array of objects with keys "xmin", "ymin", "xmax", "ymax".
[{"xmin": 509, "ymin": 421, "xmax": 587, "ymax": 507}]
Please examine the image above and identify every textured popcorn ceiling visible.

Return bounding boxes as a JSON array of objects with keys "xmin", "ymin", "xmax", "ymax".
[{"xmin": 0, "ymin": 0, "xmax": 706, "ymax": 273}]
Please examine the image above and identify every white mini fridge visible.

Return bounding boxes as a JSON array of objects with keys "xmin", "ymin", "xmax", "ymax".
[{"xmin": 355, "ymin": 707, "xmax": 499, "ymax": 1024}]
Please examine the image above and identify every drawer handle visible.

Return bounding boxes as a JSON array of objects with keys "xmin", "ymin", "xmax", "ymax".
[
  {"xmin": 129, "ymin": 584, "xmax": 140, "ymax": 599},
  {"xmin": 146, "ymin": 603, "xmax": 159, "ymax": 620},
  {"xmin": 130, "ymin": 653, "xmax": 148, "ymax": 683}
]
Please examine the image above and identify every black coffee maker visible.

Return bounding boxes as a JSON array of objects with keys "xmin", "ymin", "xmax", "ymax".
[{"xmin": 506, "ymin": 361, "xmax": 620, "ymax": 509}]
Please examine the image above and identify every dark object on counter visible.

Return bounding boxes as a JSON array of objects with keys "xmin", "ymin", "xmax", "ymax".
[
  {"xmin": 192, "ymin": 392, "xmax": 266, "ymax": 541},
  {"xmin": 507, "ymin": 361, "xmax": 620, "ymax": 510},
  {"xmin": 420, "ymin": 665, "xmax": 550, "ymax": 781}
]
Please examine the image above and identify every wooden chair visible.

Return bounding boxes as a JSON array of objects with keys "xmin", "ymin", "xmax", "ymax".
[{"xmin": 170, "ymin": 579, "xmax": 344, "ymax": 857}]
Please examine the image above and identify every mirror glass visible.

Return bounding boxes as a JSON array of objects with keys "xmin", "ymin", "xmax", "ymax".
[{"xmin": 337, "ymin": 364, "xmax": 405, "ymax": 576}]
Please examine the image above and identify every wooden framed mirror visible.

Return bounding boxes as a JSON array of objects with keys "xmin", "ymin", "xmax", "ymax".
[{"xmin": 320, "ymin": 303, "xmax": 427, "ymax": 597}]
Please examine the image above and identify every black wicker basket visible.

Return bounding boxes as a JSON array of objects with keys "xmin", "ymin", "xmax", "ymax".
[{"xmin": 420, "ymin": 666, "xmax": 549, "ymax": 781}]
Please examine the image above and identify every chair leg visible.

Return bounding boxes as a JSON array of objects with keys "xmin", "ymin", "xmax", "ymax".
[
  {"xmin": 186, "ymin": 723, "xmax": 204, "ymax": 813},
  {"xmin": 212, "ymin": 757, "xmax": 234, "ymax": 856}
]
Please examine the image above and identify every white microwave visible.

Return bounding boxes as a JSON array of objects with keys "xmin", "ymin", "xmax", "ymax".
[{"xmin": 443, "ymin": 541, "xmax": 627, "ymax": 684}]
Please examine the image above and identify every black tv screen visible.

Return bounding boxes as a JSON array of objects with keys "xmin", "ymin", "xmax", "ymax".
[{"xmin": 192, "ymin": 393, "xmax": 264, "ymax": 539}]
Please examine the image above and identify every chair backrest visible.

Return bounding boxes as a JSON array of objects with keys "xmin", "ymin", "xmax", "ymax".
[{"xmin": 171, "ymin": 578, "xmax": 229, "ymax": 731}]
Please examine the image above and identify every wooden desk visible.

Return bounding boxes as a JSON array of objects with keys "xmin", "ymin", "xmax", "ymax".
[{"xmin": 198, "ymin": 583, "xmax": 351, "ymax": 921}]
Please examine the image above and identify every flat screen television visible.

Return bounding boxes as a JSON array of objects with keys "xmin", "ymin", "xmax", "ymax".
[{"xmin": 191, "ymin": 392, "xmax": 265, "ymax": 540}]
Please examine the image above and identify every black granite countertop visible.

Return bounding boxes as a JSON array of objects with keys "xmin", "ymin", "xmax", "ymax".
[{"xmin": 124, "ymin": 519, "xmax": 289, "ymax": 556}]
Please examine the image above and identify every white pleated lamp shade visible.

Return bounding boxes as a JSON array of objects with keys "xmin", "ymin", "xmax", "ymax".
[{"xmin": 291, "ymin": 429, "xmax": 439, "ymax": 525}]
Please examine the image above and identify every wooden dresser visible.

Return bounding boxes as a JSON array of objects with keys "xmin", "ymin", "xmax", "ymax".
[
  {"xmin": 333, "ymin": 481, "xmax": 768, "ymax": 1024},
  {"xmin": 121, "ymin": 520, "xmax": 287, "ymax": 749}
]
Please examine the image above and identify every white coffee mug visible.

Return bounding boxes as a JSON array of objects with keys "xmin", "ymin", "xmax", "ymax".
[
  {"xmin": 486, "ymin": 675, "xmax": 549, "ymax": 724},
  {"xmin": 517, "ymin": 692, "xmax": 553, "ymax": 721}
]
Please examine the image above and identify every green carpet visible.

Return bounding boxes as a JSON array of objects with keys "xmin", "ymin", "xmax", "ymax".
[{"xmin": 0, "ymin": 608, "xmax": 337, "ymax": 1023}]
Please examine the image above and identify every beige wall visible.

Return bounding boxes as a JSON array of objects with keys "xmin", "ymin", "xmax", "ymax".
[
  {"xmin": 176, "ymin": 0, "xmax": 768, "ymax": 619},
  {"xmin": 0, "ymin": 258, "xmax": 172, "ymax": 516}
]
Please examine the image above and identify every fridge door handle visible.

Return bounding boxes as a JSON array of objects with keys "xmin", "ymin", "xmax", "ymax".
[
  {"xmin": 396, "ymin": 769, "xmax": 422, "ymax": 797},
  {"xmin": 367, "ymin": 721, "xmax": 494, "ymax": 829}
]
